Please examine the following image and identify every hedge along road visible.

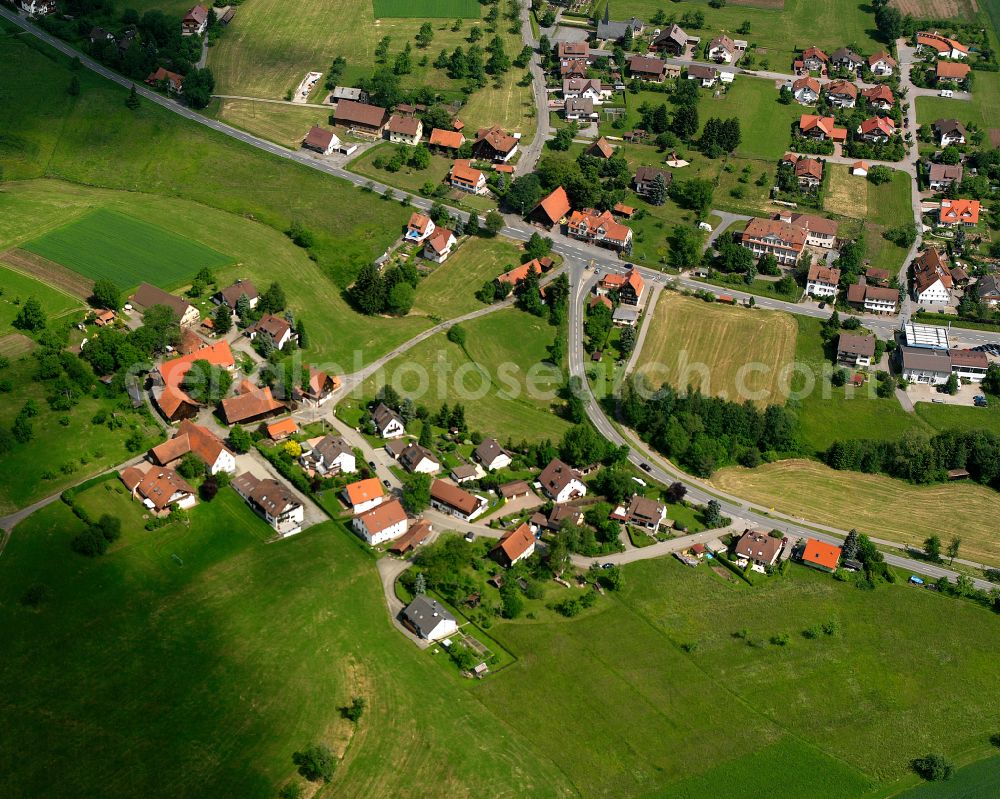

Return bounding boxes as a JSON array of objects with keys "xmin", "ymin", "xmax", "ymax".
[{"xmin": 3, "ymin": 7, "xmax": 999, "ymax": 588}]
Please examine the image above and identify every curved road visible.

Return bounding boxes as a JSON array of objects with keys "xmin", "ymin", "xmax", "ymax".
[{"xmin": 2, "ymin": 8, "xmax": 997, "ymax": 589}]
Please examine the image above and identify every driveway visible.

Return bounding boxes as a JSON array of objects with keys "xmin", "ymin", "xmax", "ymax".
[
  {"xmin": 234, "ymin": 449, "xmax": 327, "ymax": 531},
  {"xmin": 376, "ymin": 557, "xmax": 430, "ymax": 648},
  {"xmin": 907, "ymin": 382, "xmax": 984, "ymax": 407}
]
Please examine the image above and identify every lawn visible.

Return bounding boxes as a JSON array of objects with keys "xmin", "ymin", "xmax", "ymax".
[
  {"xmin": 349, "ymin": 142, "xmax": 456, "ymax": 198},
  {"xmin": 614, "ymin": 0, "xmax": 882, "ymax": 74},
  {"xmin": 633, "ymin": 292, "xmax": 798, "ymax": 406},
  {"xmin": 411, "ymin": 236, "xmax": 522, "ymax": 319},
  {"xmin": 373, "ymin": 0, "xmax": 481, "ymax": 17},
  {"xmin": 915, "ymin": 69, "xmax": 1000, "ymax": 131},
  {"xmin": 895, "ymin": 755, "xmax": 1000, "ymax": 798},
  {"xmin": 914, "ymin": 400, "xmax": 1000, "ymax": 436},
  {"xmin": 22, "ymin": 209, "xmax": 232, "ymax": 291},
  {"xmin": 0, "ymin": 491, "xmax": 572, "ymax": 799},
  {"xmin": 0, "ymin": 354, "xmax": 163, "ymax": 514},
  {"xmin": 0, "ymin": 179, "xmax": 432, "ymax": 369},
  {"xmin": 0, "ymin": 261, "xmax": 83, "ymax": 330},
  {"xmin": 791, "ymin": 316, "xmax": 924, "ymax": 453},
  {"xmin": 867, "ymin": 168, "xmax": 913, "ymax": 228},
  {"xmin": 209, "ymin": 98, "xmax": 336, "ymax": 149},
  {"xmin": 710, "ymin": 458, "xmax": 1000, "ymax": 564},
  {"xmin": 355, "ymin": 307, "xmax": 571, "ymax": 443}
]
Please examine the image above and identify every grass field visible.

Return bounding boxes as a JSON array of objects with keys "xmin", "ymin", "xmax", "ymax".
[
  {"xmin": 0, "ymin": 261, "xmax": 83, "ymax": 329},
  {"xmin": 0, "ymin": 489, "xmax": 572, "ymax": 799},
  {"xmin": 22, "ymin": 209, "xmax": 232, "ymax": 291},
  {"xmin": 209, "ymin": 98, "xmax": 336, "ymax": 149},
  {"xmin": 356, "ymin": 308, "xmax": 571, "ymax": 442},
  {"xmin": 895, "ymin": 755, "xmax": 1000, "ymax": 798},
  {"xmin": 475, "ymin": 558, "xmax": 1000, "ymax": 797},
  {"xmin": 349, "ymin": 142, "xmax": 455, "ymax": 198},
  {"xmin": 867, "ymin": 169, "xmax": 913, "ymax": 228},
  {"xmin": 0, "ymin": 354, "xmax": 162, "ymax": 514},
  {"xmin": 411, "ymin": 236, "xmax": 521, "ymax": 318},
  {"xmin": 373, "ymin": 0, "xmax": 480, "ymax": 17},
  {"xmin": 914, "ymin": 400, "xmax": 1000, "ymax": 436},
  {"xmin": 915, "ymin": 70, "xmax": 1000, "ymax": 131},
  {"xmin": 633, "ymin": 293, "xmax": 798, "ymax": 406},
  {"xmin": 615, "ymin": 0, "xmax": 881, "ymax": 74},
  {"xmin": 711, "ymin": 459, "xmax": 1000, "ymax": 564},
  {"xmin": 207, "ymin": 0, "xmax": 532, "ymax": 135},
  {"xmin": 791, "ymin": 316, "xmax": 925, "ymax": 453}
]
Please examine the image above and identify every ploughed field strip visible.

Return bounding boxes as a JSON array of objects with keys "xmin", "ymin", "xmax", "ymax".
[{"xmin": 22, "ymin": 208, "xmax": 232, "ymax": 290}]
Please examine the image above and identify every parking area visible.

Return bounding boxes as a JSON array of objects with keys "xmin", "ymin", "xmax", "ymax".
[{"xmin": 906, "ymin": 381, "xmax": 988, "ymax": 407}]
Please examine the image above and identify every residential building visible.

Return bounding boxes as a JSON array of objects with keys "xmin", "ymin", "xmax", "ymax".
[
  {"xmin": 557, "ymin": 41, "xmax": 591, "ymax": 64},
  {"xmin": 120, "ymin": 464, "xmax": 197, "ymax": 515},
  {"xmin": 246, "ymin": 313, "xmax": 295, "ymax": 350},
  {"xmin": 423, "ymin": 228, "xmax": 457, "ymax": 263},
  {"xmin": 293, "ymin": 366, "xmax": 340, "ymax": 406},
  {"xmin": 936, "ymin": 61, "xmax": 971, "ymax": 85},
  {"xmin": 800, "ymin": 46, "xmax": 830, "ymax": 71},
  {"xmin": 386, "ymin": 114, "xmax": 422, "ymax": 145},
  {"xmin": 497, "ymin": 259, "xmax": 545, "ymax": 287},
  {"xmin": 334, "ymin": 99, "xmax": 389, "ymax": 137},
  {"xmin": 794, "ymin": 157, "xmax": 823, "ymax": 190},
  {"xmin": 401, "ymin": 595, "xmax": 458, "ymax": 641},
  {"xmin": 567, "ymin": 208, "xmax": 632, "ymax": 251},
  {"xmin": 857, "ymin": 116, "xmax": 895, "ymax": 143},
  {"xmin": 398, "ymin": 442, "xmax": 441, "ymax": 475},
  {"xmin": 149, "ymin": 419, "xmax": 237, "ymax": 475},
  {"xmin": 596, "ymin": 7, "xmax": 644, "ymax": 42},
  {"xmin": 792, "ymin": 76, "xmax": 820, "ymax": 104},
  {"xmin": 932, "ymin": 118, "xmax": 967, "ymax": 146},
  {"xmin": 213, "ymin": 278, "xmax": 259, "ymax": 310},
  {"xmin": 353, "ymin": 498, "xmax": 408, "ymax": 545},
  {"xmin": 405, "ymin": 212, "xmax": 435, "ymax": 243},
  {"xmin": 928, "ymin": 162, "xmax": 963, "ymax": 192},
  {"xmin": 868, "ymin": 51, "xmax": 897, "ymax": 76},
  {"xmin": 938, "ymin": 198, "xmax": 980, "ymax": 227},
  {"xmin": 429, "ymin": 479, "xmax": 487, "ymax": 521},
  {"xmin": 302, "ymin": 126, "xmax": 341, "ymax": 154},
  {"xmin": 220, "ymin": 381, "xmax": 284, "ymax": 425},
  {"xmin": 950, "ymin": 349, "xmax": 989, "ymax": 381},
  {"xmin": 899, "ymin": 346, "xmax": 953, "ymax": 385},
  {"xmin": 825, "ymin": 79, "xmax": 858, "ymax": 108},
  {"xmin": 19, "ymin": 0, "xmax": 57, "ymax": 14},
  {"xmin": 372, "ymin": 402, "xmax": 405, "ymax": 438},
  {"xmin": 846, "ymin": 278, "xmax": 897, "ymax": 314},
  {"xmin": 596, "ymin": 267, "xmax": 645, "ymax": 305},
  {"xmin": 565, "ymin": 97, "xmax": 599, "ymax": 122},
  {"xmin": 780, "ymin": 211, "xmax": 838, "ymax": 248},
  {"xmin": 530, "ymin": 504, "xmax": 584, "ymax": 533},
  {"xmin": 181, "ymin": 4, "xmax": 208, "ymax": 35},
  {"xmin": 131, "ymin": 282, "xmax": 200, "ymax": 326},
  {"xmin": 538, "ymin": 458, "xmax": 586, "ymax": 503},
  {"xmin": 977, "ymin": 275, "xmax": 1000, "ymax": 308},
  {"xmin": 740, "ymin": 217, "xmax": 806, "ymax": 265},
  {"xmin": 861, "ymin": 84, "xmax": 895, "ymax": 110},
  {"xmin": 836, "ymin": 333, "xmax": 876, "ymax": 367},
  {"xmin": 343, "ymin": 477, "xmax": 385, "ymax": 514},
  {"xmin": 801, "ymin": 539, "xmax": 842, "ymax": 572},
  {"xmin": 451, "ymin": 464, "xmax": 480, "ymax": 484},
  {"xmin": 560, "ymin": 58, "xmax": 588, "ymax": 79},
  {"xmin": 628, "ymin": 55, "xmax": 669, "ymax": 82},
  {"xmin": 499, "ymin": 480, "xmax": 532, "ymax": 500},
  {"xmin": 301, "ymin": 434, "xmax": 356, "ymax": 476},
  {"xmin": 612, "ymin": 306, "xmax": 639, "ymax": 326},
  {"xmin": 851, "ymin": 160, "xmax": 869, "ymax": 176},
  {"xmin": 531, "ymin": 186, "xmax": 571, "ymax": 228},
  {"xmin": 830, "ymin": 47, "xmax": 864, "ymax": 73},
  {"xmin": 231, "ymin": 472, "xmax": 304, "ymax": 535},
  {"xmin": 619, "ymin": 494, "xmax": 667, "ymax": 530},
  {"xmin": 586, "ymin": 137, "xmax": 615, "ymax": 159},
  {"xmin": 473, "ymin": 438, "xmax": 512, "ymax": 471},
  {"xmin": 806, "ymin": 264, "xmax": 841, "ymax": 298},
  {"xmin": 707, "ymin": 35, "xmax": 738, "ymax": 63},
  {"xmin": 428, "ymin": 128, "xmax": 464, "ymax": 150},
  {"xmin": 145, "ymin": 67, "xmax": 184, "ymax": 94},
  {"xmin": 563, "ymin": 77, "xmax": 608, "ymax": 103},
  {"xmin": 651, "ymin": 23, "xmax": 689, "ymax": 56},
  {"xmin": 449, "ymin": 160, "xmax": 487, "ymax": 194},
  {"xmin": 687, "ymin": 64, "xmax": 718, "ymax": 87},
  {"xmin": 798, "ymin": 114, "xmax": 847, "ymax": 142},
  {"xmin": 913, "ymin": 247, "xmax": 954, "ymax": 301},
  {"xmin": 633, "ymin": 165, "xmax": 673, "ymax": 197},
  {"xmin": 492, "ymin": 523, "xmax": 536, "ymax": 568},
  {"xmin": 473, "ymin": 126, "xmax": 519, "ymax": 162},
  {"xmin": 734, "ymin": 530, "xmax": 783, "ymax": 572},
  {"xmin": 916, "ymin": 31, "xmax": 969, "ymax": 59},
  {"xmin": 331, "ymin": 86, "xmax": 366, "ymax": 102}
]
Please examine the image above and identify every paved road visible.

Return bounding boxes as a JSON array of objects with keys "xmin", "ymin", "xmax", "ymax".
[{"xmin": 516, "ymin": 0, "xmax": 553, "ymax": 176}]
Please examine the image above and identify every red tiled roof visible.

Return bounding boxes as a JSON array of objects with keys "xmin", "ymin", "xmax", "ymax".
[
  {"xmin": 221, "ymin": 383, "xmax": 283, "ymax": 424},
  {"xmin": 345, "ymin": 477, "xmax": 384, "ymax": 507},
  {"xmin": 534, "ymin": 186, "xmax": 571, "ymax": 224},
  {"xmin": 408, "ymin": 212, "xmax": 432, "ymax": 236},
  {"xmin": 303, "ymin": 126, "xmax": 337, "ymax": 150},
  {"xmin": 494, "ymin": 522, "xmax": 535, "ymax": 563},
  {"xmin": 429, "ymin": 128, "xmax": 464, "ymax": 148},
  {"xmin": 936, "ymin": 61, "xmax": 971, "ymax": 79},
  {"xmin": 335, "ymin": 99, "xmax": 388, "ymax": 129},
  {"xmin": 802, "ymin": 538, "xmax": 841, "ymax": 570},
  {"xmin": 498, "ymin": 259, "xmax": 543, "ymax": 285},
  {"xmin": 387, "ymin": 114, "xmax": 420, "ymax": 136},
  {"xmin": 266, "ymin": 418, "xmax": 299, "ymax": 440},
  {"xmin": 449, "ymin": 159, "xmax": 484, "ymax": 185},
  {"xmin": 357, "ymin": 498, "xmax": 407, "ymax": 534},
  {"xmin": 939, "ymin": 198, "xmax": 980, "ymax": 225}
]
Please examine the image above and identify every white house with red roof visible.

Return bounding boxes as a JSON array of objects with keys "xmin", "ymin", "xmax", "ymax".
[
  {"xmin": 405, "ymin": 212, "xmax": 435, "ymax": 243},
  {"xmin": 567, "ymin": 209, "xmax": 632, "ymax": 251},
  {"xmin": 181, "ymin": 4, "xmax": 209, "ymax": 35},
  {"xmin": 938, "ymin": 198, "xmax": 980, "ymax": 228},
  {"xmin": 353, "ymin": 498, "xmax": 408, "ymax": 545},
  {"xmin": 857, "ymin": 117, "xmax": 895, "ymax": 143},
  {"xmin": 423, "ymin": 228, "xmax": 457, "ymax": 263}
]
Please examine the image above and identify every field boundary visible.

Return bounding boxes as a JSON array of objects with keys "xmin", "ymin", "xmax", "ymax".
[{"xmin": 1, "ymin": 248, "xmax": 93, "ymax": 299}]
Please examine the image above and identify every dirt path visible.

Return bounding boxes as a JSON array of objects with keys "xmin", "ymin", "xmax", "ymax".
[{"xmin": 1, "ymin": 249, "xmax": 93, "ymax": 299}]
